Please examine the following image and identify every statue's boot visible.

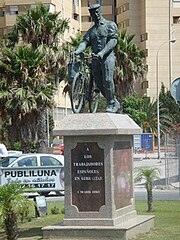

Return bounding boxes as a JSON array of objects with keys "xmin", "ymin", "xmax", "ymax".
[{"xmin": 106, "ymin": 98, "xmax": 120, "ymax": 113}]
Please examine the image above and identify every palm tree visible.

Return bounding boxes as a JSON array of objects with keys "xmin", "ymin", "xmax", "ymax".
[
  {"xmin": 0, "ymin": 3, "xmax": 69, "ymax": 150},
  {"xmin": 135, "ymin": 167, "xmax": 160, "ymax": 211},
  {"xmin": 0, "ymin": 45, "xmax": 55, "ymax": 151},
  {"xmin": 159, "ymin": 83, "xmax": 180, "ymax": 125},
  {"xmin": 64, "ymin": 33, "xmax": 83, "ymax": 53},
  {"xmin": 11, "ymin": 2, "xmax": 69, "ymax": 85},
  {"xmin": 10, "ymin": 2, "xmax": 69, "ymax": 47},
  {"xmin": 142, "ymin": 98, "xmax": 172, "ymax": 137},
  {"xmin": 0, "ymin": 183, "xmax": 33, "ymax": 240},
  {"xmin": 141, "ymin": 98, "xmax": 157, "ymax": 133},
  {"xmin": 114, "ymin": 30, "xmax": 147, "ymax": 100},
  {"xmin": 123, "ymin": 94, "xmax": 173, "ymax": 138},
  {"xmin": 12, "ymin": 3, "xmax": 69, "ymax": 150}
]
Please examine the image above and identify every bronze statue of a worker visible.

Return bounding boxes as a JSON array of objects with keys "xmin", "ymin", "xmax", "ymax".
[{"xmin": 71, "ymin": 3, "xmax": 120, "ymax": 113}]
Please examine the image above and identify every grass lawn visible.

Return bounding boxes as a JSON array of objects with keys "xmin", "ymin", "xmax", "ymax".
[
  {"xmin": 0, "ymin": 200, "xmax": 180, "ymax": 240},
  {"xmin": 135, "ymin": 200, "xmax": 180, "ymax": 240},
  {"xmin": 0, "ymin": 201, "xmax": 65, "ymax": 240}
]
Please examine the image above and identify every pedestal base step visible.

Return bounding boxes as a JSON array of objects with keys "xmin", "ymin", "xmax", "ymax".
[{"xmin": 42, "ymin": 215, "xmax": 154, "ymax": 240}]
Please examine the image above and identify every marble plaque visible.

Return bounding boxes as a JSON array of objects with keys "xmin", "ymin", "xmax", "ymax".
[{"xmin": 71, "ymin": 142, "xmax": 105, "ymax": 212}]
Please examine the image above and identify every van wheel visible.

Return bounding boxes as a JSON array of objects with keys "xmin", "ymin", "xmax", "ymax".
[
  {"xmin": 55, "ymin": 191, "xmax": 64, "ymax": 196},
  {"xmin": 41, "ymin": 192, "xmax": 49, "ymax": 197}
]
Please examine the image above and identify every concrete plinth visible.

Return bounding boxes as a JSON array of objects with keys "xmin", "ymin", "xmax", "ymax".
[
  {"xmin": 43, "ymin": 215, "xmax": 154, "ymax": 240},
  {"xmin": 43, "ymin": 113, "xmax": 154, "ymax": 240}
]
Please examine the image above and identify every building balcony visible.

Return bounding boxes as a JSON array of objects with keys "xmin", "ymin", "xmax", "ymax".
[
  {"xmin": 5, "ymin": 0, "xmax": 53, "ymax": 5},
  {"xmin": 5, "ymin": 14, "xmax": 17, "ymax": 27},
  {"xmin": 0, "ymin": 16, "xmax": 6, "ymax": 27}
]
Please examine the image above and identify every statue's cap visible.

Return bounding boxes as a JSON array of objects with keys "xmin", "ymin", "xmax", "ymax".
[{"xmin": 88, "ymin": 3, "xmax": 101, "ymax": 11}]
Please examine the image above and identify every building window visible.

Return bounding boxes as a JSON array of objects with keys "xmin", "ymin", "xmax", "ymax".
[
  {"xmin": 73, "ymin": 13, "xmax": 79, "ymax": 21},
  {"xmin": 141, "ymin": 80, "xmax": 149, "ymax": 89},
  {"xmin": 0, "ymin": 8, "xmax": 6, "ymax": 16},
  {"xmin": 10, "ymin": 6, "xmax": 18, "ymax": 15},
  {"xmin": 126, "ymin": 19, "xmax": 129, "ymax": 27},
  {"xmin": 140, "ymin": 33, "xmax": 148, "ymax": 42},
  {"xmin": 173, "ymin": 16, "xmax": 180, "ymax": 24},
  {"xmin": 116, "ymin": 3, "xmax": 129, "ymax": 15},
  {"xmin": 73, "ymin": 0, "xmax": 79, "ymax": 6},
  {"xmin": 53, "ymin": 107, "xmax": 71, "ymax": 122},
  {"xmin": 118, "ymin": 19, "xmax": 129, "ymax": 29}
]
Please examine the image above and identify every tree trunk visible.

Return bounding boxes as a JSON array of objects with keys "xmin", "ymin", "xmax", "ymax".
[
  {"xmin": 5, "ymin": 209, "xmax": 18, "ymax": 240},
  {"xmin": 8, "ymin": 113, "xmax": 20, "ymax": 145},
  {"xmin": 147, "ymin": 189, "xmax": 153, "ymax": 212},
  {"xmin": 37, "ymin": 110, "xmax": 47, "ymax": 153},
  {"xmin": 19, "ymin": 112, "xmax": 39, "ymax": 153}
]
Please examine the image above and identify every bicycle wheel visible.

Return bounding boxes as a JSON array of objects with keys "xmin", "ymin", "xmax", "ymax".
[
  {"xmin": 70, "ymin": 72, "xmax": 85, "ymax": 113},
  {"xmin": 89, "ymin": 81, "xmax": 100, "ymax": 113}
]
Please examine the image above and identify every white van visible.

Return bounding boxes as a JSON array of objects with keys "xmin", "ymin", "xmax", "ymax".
[{"xmin": 0, "ymin": 153, "xmax": 64, "ymax": 196}]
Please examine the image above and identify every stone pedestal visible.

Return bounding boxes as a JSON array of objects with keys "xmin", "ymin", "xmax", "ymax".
[{"xmin": 43, "ymin": 113, "xmax": 154, "ymax": 240}]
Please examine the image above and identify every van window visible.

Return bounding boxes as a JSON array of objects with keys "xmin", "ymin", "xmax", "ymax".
[
  {"xmin": 17, "ymin": 159, "xmax": 26, "ymax": 167},
  {"xmin": 40, "ymin": 156, "xmax": 62, "ymax": 166},
  {"xmin": 0, "ymin": 156, "xmax": 19, "ymax": 167},
  {"xmin": 13, "ymin": 157, "xmax": 37, "ymax": 167}
]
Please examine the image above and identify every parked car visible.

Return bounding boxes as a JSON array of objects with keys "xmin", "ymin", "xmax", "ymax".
[
  {"xmin": 0, "ymin": 153, "xmax": 64, "ymax": 168},
  {"xmin": 0, "ymin": 153, "xmax": 64, "ymax": 197}
]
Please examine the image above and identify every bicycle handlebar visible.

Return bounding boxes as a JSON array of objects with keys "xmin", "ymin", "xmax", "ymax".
[{"xmin": 70, "ymin": 52, "xmax": 100, "ymax": 63}]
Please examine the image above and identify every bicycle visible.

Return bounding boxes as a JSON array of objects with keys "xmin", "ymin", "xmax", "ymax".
[{"xmin": 68, "ymin": 52, "xmax": 100, "ymax": 113}]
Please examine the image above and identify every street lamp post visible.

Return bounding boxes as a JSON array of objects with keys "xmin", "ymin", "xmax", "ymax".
[
  {"xmin": 156, "ymin": 39, "xmax": 176, "ymax": 159},
  {"xmin": 169, "ymin": 0, "xmax": 173, "ymax": 89}
]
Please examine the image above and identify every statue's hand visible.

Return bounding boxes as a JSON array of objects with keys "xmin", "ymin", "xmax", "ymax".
[
  {"xmin": 97, "ymin": 51, "xmax": 104, "ymax": 61},
  {"xmin": 92, "ymin": 52, "xmax": 103, "ymax": 62},
  {"xmin": 70, "ymin": 51, "xmax": 77, "ymax": 62}
]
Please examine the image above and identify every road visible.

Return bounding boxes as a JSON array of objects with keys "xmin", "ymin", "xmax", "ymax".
[
  {"xmin": 46, "ymin": 188, "xmax": 180, "ymax": 202},
  {"xmin": 134, "ymin": 158, "xmax": 167, "ymax": 178},
  {"xmin": 135, "ymin": 187, "xmax": 180, "ymax": 200}
]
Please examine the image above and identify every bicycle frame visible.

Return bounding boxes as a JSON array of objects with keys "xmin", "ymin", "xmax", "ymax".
[{"xmin": 68, "ymin": 53, "xmax": 100, "ymax": 113}]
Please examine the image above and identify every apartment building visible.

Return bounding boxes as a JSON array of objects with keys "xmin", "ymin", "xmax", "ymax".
[
  {"xmin": 1, "ymin": 0, "xmax": 180, "ymax": 102},
  {"xmin": 115, "ymin": 0, "xmax": 180, "ymax": 100}
]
